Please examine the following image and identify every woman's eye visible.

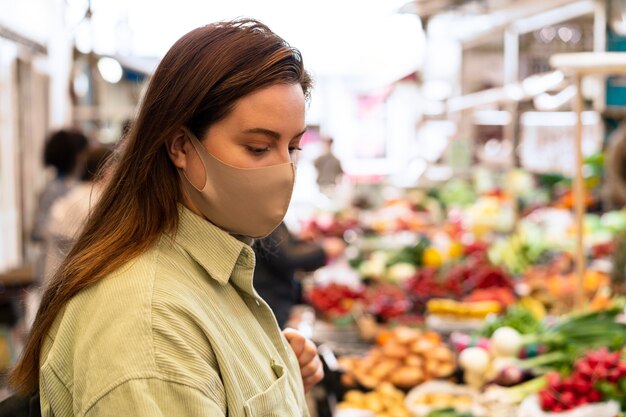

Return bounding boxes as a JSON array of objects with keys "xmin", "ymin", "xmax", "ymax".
[
  {"xmin": 246, "ymin": 146, "xmax": 270, "ymax": 155},
  {"xmin": 288, "ymin": 146, "xmax": 303, "ymax": 154}
]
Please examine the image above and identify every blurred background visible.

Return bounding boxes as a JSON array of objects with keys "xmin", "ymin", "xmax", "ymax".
[{"xmin": 3, "ymin": 0, "xmax": 625, "ymax": 273}]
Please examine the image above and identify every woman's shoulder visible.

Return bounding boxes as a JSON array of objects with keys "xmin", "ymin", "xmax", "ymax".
[
  {"xmin": 60, "ymin": 240, "xmax": 213, "ymax": 328},
  {"xmin": 41, "ymin": 245, "xmax": 216, "ymax": 411},
  {"xmin": 53, "ymin": 247, "xmax": 161, "ymax": 343}
]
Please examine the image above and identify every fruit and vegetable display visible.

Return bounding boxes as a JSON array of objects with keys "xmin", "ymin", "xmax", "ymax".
[
  {"xmin": 306, "ymin": 283, "xmax": 364, "ymax": 320},
  {"xmin": 405, "ymin": 381, "xmax": 480, "ymax": 417},
  {"xmin": 521, "ymin": 253, "xmax": 611, "ymax": 311},
  {"xmin": 478, "ymin": 305, "xmax": 543, "ymax": 338},
  {"xmin": 426, "ymin": 299, "xmax": 502, "ymax": 320},
  {"xmin": 405, "ymin": 257, "xmax": 513, "ymax": 306},
  {"xmin": 302, "ymin": 171, "xmax": 626, "ymax": 417},
  {"xmin": 306, "ymin": 282, "xmax": 412, "ymax": 323},
  {"xmin": 300, "ymin": 209, "xmax": 360, "ymax": 239},
  {"xmin": 338, "ymin": 327, "xmax": 456, "ymax": 390},
  {"xmin": 360, "ymin": 198, "xmax": 438, "ymax": 234},
  {"xmin": 338, "ymin": 383, "xmax": 410, "ymax": 417},
  {"xmin": 537, "ymin": 348, "xmax": 626, "ymax": 413}
]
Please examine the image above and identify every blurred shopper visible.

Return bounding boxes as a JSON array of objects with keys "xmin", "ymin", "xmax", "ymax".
[
  {"xmin": 603, "ymin": 122, "xmax": 626, "ymax": 210},
  {"xmin": 31, "ymin": 130, "xmax": 88, "ymax": 286},
  {"xmin": 313, "ymin": 137, "xmax": 343, "ymax": 194},
  {"xmin": 31, "ymin": 130, "xmax": 89, "ymax": 243},
  {"xmin": 9, "ymin": 19, "xmax": 322, "ymax": 416},
  {"xmin": 43, "ymin": 146, "xmax": 113, "ymax": 284},
  {"xmin": 254, "ymin": 222, "xmax": 345, "ymax": 328}
]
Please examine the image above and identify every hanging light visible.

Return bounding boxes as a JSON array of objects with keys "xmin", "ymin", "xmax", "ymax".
[{"xmin": 97, "ymin": 57, "xmax": 123, "ymax": 84}]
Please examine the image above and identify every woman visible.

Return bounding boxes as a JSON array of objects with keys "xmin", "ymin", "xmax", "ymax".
[
  {"xmin": 31, "ymin": 130, "xmax": 89, "ymax": 286},
  {"xmin": 32, "ymin": 129, "xmax": 89, "ymax": 244},
  {"xmin": 43, "ymin": 146, "xmax": 113, "ymax": 284},
  {"xmin": 10, "ymin": 19, "xmax": 323, "ymax": 416}
]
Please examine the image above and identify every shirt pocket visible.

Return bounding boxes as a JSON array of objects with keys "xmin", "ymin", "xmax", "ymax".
[{"xmin": 243, "ymin": 363, "xmax": 302, "ymax": 417}]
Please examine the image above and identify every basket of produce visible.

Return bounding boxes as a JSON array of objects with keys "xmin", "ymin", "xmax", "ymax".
[
  {"xmin": 518, "ymin": 395, "xmax": 620, "ymax": 417},
  {"xmin": 337, "ymin": 383, "xmax": 410, "ymax": 417},
  {"xmin": 338, "ymin": 327, "xmax": 456, "ymax": 390},
  {"xmin": 405, "ymin": 381, "xmax": 484, "ymax": 417}
]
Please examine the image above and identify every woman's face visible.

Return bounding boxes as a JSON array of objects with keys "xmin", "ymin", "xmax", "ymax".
[{"xmin": 183, "ymin": 83, "xmax": 306, "ymax": 189}]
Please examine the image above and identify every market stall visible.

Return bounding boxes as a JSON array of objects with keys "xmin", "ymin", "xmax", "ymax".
[
  {"xmin": 549, "ymin": 52, "xmax": 626, "ymax": 308},
  {"xmin": 287, "ymin": 147, "xmax": 626, "ymax": 417}
]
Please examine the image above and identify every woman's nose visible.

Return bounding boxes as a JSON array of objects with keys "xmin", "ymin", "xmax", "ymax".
[{"xmin": 278, "ymin": 144, "xmax": 294, "ymax": 164}]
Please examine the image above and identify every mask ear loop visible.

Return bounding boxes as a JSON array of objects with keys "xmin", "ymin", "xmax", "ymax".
[{"xmin": 179, "ymin": 128, "xmax": 209, "ymax": 192}]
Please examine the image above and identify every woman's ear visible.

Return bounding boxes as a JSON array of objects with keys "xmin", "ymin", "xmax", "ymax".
[{"xmin": 166, "ymin": 130, "xmax": 189, "ymax": 169}]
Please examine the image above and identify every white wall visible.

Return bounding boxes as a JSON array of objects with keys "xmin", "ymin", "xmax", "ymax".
[
  {"xmin": 0, "ymin": 0, "xmax": 71, "ymax": 272},
  {"xmin": 0, "ymin": 39, "xmax": 21, "ymax": 271}
]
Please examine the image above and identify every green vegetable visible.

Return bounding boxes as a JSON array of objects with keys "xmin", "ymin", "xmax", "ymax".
[
  {"xmin": 437, "ymin": 179, "xmax": 476, "ymax": 208},
  {"xmin": 482, "ymin": 375, "xmax": 547, "ymax": 404},
  {"xmin": 596, "ymin": 380, "xmax": 619, "ymax": 398},
  {"xmin": 537, "ymin": 307, "xmax": 626, "ymax": 351},
  {"xmin": 516, "ymin": 306, "xmax": 626, "ymax": 372},
  {"xmin": 516, "ymin": 351, "xmax": 570, "ymax": 371},
  {"xmin": 348, "ymin": 254, "xmax": 364, "ymax": 269},
  {"xmin": 488, "ymin": 226, "xmax": 550, "ymax": 276},
  {"xmin": 386, "ymin": 237, "xmax": 430, "ymax": 267},
  {"xmin": 480, "ymin": 305, "xmax": 541, "ymax": 337},
  {"xmin": 426, "ymin": 408, "xmax": 473, "ymax": 417},
  {"xmin": 603, "ymin": 211, "xmax": 626, "ymax": 233},
  {"xmin": 596, "ymin": 378, "xmax": 626, "ymax": 410}
]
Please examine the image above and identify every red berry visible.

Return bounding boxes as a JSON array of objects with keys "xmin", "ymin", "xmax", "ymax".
[
  {"xmin": 592, "ymin": 366, "xmax": 608, "ymax": 380},
  {"xmin": 588, "ymin": 389, "xmax": 602, "ymax": 403},
  {"xmin": 560, "ymin": 391, "xmax": 575, "ymax": 407},
  {"xmin": 608, "ymin": 368, "xmax": 621, "ymax": 383},
  {"xmin": 576, "ymin": 362, "xmax": 594, "ymax": 379},
  {"xmin": 560, "ymin": 377, "xmax": 574, "ymax": 391},
  {"xmin": 572, "ymin": 376, "xmax": 592, "ymax": 393},
  {"xmin": 597, "ymin": 347, "xmax": 610, "ymax": 361},
  {"xmin": 586, "ymin": 351, "xmax": 600, "ymax": 368},
  {"xmin": 546, "ymin": 372, "xmax": 561, "ymax": 388},
  {"xmin": 577, "ymin": 397, "xmax": 589, "ymax": 407},
  {"xmin": 606, "ymin": 352, "xmax": 621, "ymax": 367},
  {"xmin": 540, "ymin": 391, "xmax": 556, "ymax": 410}
]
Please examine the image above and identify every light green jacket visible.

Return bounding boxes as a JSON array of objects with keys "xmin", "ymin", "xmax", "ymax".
[{"xmin": 39, "ymin": 206, "xmax": 310, "ymax": 416}]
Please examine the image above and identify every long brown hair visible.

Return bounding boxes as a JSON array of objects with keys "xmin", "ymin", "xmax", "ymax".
[{"xmin": 10, "ymin": 18, "xmax": 312, "ymax": 394}]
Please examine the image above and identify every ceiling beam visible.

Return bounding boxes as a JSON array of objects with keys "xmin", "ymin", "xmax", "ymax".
[
  {"xmin": 0, "ymin": 24, "xmax": 47, "ymax": 55},
  {"xmin": 425, "ymin": 0, "xmax": 595, "ymax": 49}
]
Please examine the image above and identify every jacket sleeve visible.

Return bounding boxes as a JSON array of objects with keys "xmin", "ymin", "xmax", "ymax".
[
  {"xmin": 261, "ymin": 224, "xmax": 326, "ymax": 272},
  {"xmin": 84, "ymin": 378, "xmax": 225, "ymax": 417}
]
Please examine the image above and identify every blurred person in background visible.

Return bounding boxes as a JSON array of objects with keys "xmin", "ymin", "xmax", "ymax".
[
  {"xmin": 313, "ymin": 137, "xmax": 343, "ymax": 195},
  {"xmin": 31, "ymin": 130, "xmax": 89, "ymax": 244},
  {"xmin": 9, "ymin": 19, "xmax": 322, "ymax": 416},
  {"xmin": 31, "ymin": 130, "xmax": 89, "ymax": 286},
  {"xmin": 43, "ymin": 146, "xmax": 113, "ymax": 284},
  {"xmin": 254, "ymin": 222, "xmax": 345, "ymax": 328},
  {"xmin": 603, "ymin": 121, "xmax": 626, "ymax": 210},
  {"xmin": 23, "ymin": 146, "xmax": 113, "ymax": 335}
]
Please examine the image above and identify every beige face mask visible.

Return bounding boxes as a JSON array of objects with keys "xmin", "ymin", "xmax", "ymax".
[{"xmin": 178, "ymin": 130, "xmax": 295, "ymax": 239}]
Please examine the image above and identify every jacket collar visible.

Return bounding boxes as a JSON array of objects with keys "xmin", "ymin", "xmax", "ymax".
[{"xmin": 174, "ymin": 205, "xmax": 255, "ymax": 285}]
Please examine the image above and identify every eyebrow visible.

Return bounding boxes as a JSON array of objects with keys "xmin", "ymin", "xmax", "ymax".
[{"xmin": 242, "ymin": 127, "xmax": 307, "ymax": 140}]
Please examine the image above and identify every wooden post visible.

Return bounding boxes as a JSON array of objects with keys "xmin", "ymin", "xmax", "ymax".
[
  {"xmin": 573, "ymin": 73, "xmax": 585, "ymax": 310},
  {"xmin": 548, "ymin": 52, "xmax": 626, "ymax": 308}
]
